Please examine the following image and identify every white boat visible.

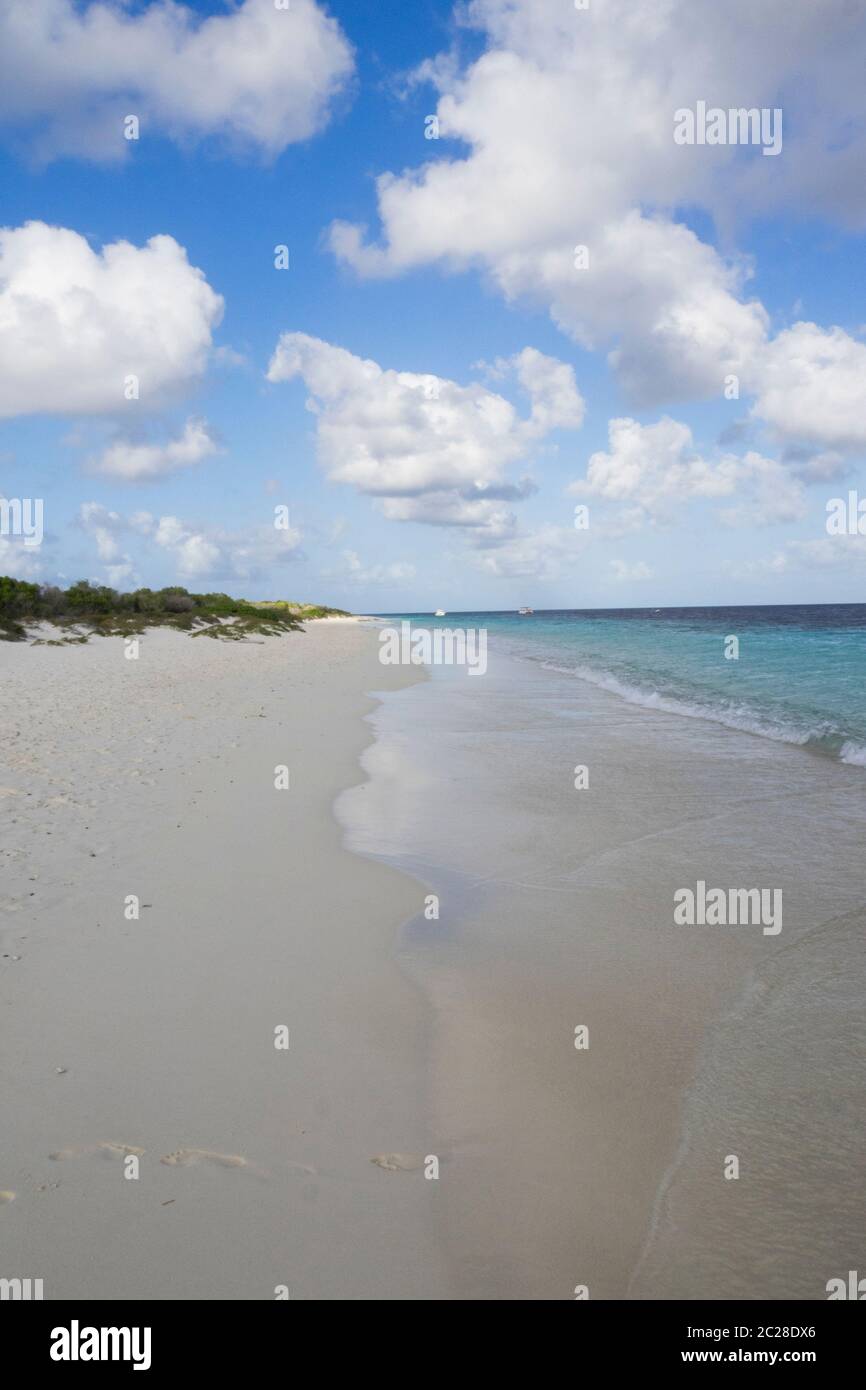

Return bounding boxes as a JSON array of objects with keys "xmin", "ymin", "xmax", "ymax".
[
  {"xmin": 434, "ymin": 609, "xmax": 446, "ymax": 616},
  {"xmin": 518, "ymin": 607, "xmax": 534, "ymax": 615}
]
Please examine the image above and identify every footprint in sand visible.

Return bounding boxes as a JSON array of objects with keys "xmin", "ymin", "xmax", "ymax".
[
  {"xmin": 0, "ymin": 1190, "xmax": 15, "ymax": 1204},
  {"xmin": 49, "ymin": 1142, "xmax": 145, "ymax": 1162},
  {"xmin": 159, "ymin": 1147, "xmax": 276, "ymax": 1179},
  {"xmin": 161, "ymin": 1148, "xmax": 248, "ymax": 1170},
  {"xmin": 371, "ymin": 1153, "xmax": 426, "ymax": 1172}
]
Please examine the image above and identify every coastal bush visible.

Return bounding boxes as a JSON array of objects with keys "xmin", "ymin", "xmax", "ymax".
[{"xmin": 0, "ymin": 576, "xmax": 350, "ymax": 642}]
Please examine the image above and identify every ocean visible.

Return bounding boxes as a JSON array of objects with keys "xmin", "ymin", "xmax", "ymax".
[
  {"xmin": 382, "ymin": 605, "xmax": 866, "ymax": 767},
  {"xmin": 338, "ymin": 605, "xmax": 866, "ymax": 1298}
]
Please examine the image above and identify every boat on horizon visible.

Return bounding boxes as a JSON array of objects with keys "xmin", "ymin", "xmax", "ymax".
[
  {"xmin": 434, "ymin": 609, "xmax": 446, "ymax": 616},
  {"xmin": 518, "ymin": 607, "xmax": 534, "ymax": 615}
]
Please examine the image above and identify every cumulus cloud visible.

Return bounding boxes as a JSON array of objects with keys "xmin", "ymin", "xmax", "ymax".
[
  {"xmin": 329, "ymin": 0, "xmax": 866, "ymax": 409},
  {"xmin": 750, "ymin": 323, "xmax": 866, "ymax": 454},
  {"xmin": 77, "ymin": 501, "xmax": 137, "ymax": 583},
  {"xmin": 266, "ymin": 332, "xmax": 583, "ymax": 535},
  {"xmin": 78, "ymin": 503, "xmax": 303, "ymax": 584},
  {"xmin": 378, "ymin": 493, "xmax": 522, "ymax": 536},
  {"xmin": 0, "ymin": 535, "xmax": 44, "ymax": 579},
  {"xmin": 580, "ymin": 417, "xmax": 725, "ymax": 506},
  {"xmin": 0, "ymin": 0, "xmax": 354, "ymax": 163},
  {"xmin": 78, "ymin": 501, "xmax": 128, "ymax": 562},
  {"xmin": 714, "ymin": 455, "xmax": 808, "ymax": 528},
  {"xmin": 91, "ymin": 418, "xmax": 219, "ymax": 481},
  {"xmin": 494, "ymin": 213, "xmax": 769, "ymax": 406},
  {"xmin": 151, "ymin": 514, "xmax": 303, "ymax": 580},
  {"xmin": 0, "ymin": 222, "xmax": 223, "ymax": 417},
  {"xmin": 575, "ymin": 417, "xmax": 806, "ymax": 526}
]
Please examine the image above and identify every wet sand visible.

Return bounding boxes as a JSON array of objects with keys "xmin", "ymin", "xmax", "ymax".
[{"xmin": 339, "ymin": 644, "xmax": 866, "ymax": 1300}]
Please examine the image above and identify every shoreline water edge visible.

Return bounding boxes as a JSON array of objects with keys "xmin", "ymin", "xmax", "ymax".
[
  {"xmin": 343, "ymin": 611, "xmax": 866, "ymax": 1299},
  {"xmin": 2, "ymin": 614, "xmax": 863, "ymax": 1300}
]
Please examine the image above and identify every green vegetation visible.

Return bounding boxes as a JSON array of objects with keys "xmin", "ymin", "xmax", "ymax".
[
  {"xmin": 251, "ymin": 600, "xmax": 351, "ymax": 619},
  {"xmin": 0, "ymin": 577, "xmax": 350, "ymax": 643}
]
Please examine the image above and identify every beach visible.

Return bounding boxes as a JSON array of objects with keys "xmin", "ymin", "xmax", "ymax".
[
  {"xmin": 2, "ymin": 616, "xmax": 864, "ymax": 1301},
  {"xmin": 0, "ymin": 620, "xmax": 449, "ymax": 1300},
  {"xmin": 340, "ymin": 622, "xmax": 866, "ymax": 1301}
]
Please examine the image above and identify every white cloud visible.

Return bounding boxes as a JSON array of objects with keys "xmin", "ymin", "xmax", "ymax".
[
  {"xmin": 715, "ymin": 454, "xmax": 807, "ymax": 527},
  {"xmin": 737, "ymin": 536, "xmax": 866, "ymax": 577},
  {"xmin": 329, "ymin": 0, "xmax": 866, "ymax": 408},
  {"xmin": 78, "ymin": 503, "xmax": 303, "ymax": 584},
  {"xmin": 105, "ymin": 561, "xmax": 135, "ymax": 587},
  {"xmin": 341, "ymin": 550, "xmax": 416, "ymax": 585},
  {"xmin": 786, "ymin": 450, "xmax": 848, "ymax": 484},
  {"xmin": 266, "ymin": 332, "xmax": 583, "ymax": 534},
  {"xmin": 495, "ymin": 213, "xmax": 769, "ymax": 406},
  {"xmin": 750, "ymin": 323, "xmax": 866, "ymax": 454},
  {"xmin": 78, "ymin": 501, "xmax": 127, "ymax": 562},
  {"xmin": 783, "ymin": 537, "xmax": 866, "ymax": 572},
  {"xmin": 0, "ymin": 222, "xmax": 223, "ymax": 417},
  {"xmin": 0, "ymin": 0, "xmax": 354, "ymax": 163},
  {"xmin": 0, "ymin": 536, "xmax": 43, "ymax": 579},
  {"xmin": 154, "ymin": 519, "xmax": 221, "ymax": 578},
  {"xmin": 378, "ymin": 493, "xmax": 520, "ymax": 536},
  {"xmin": 91, "ymin": 418, "xmax": 219, "ymax": 481},
  {"xmin": 505, "ymin": 344, "xmax": 586, "ymax": 434},
  {"xmin": 580, "ymin": 417, "xmax": 723, "ymax": 506},
  {"xmin": 575, "ymin": 417, "xmax": 806, "ymax": 526},
  {"xmin": 472, "ymin": 523, "xmax": 587, "ymax": 580},
  {"xmin": 78, "ymin": 501, "xmax": 139, "ymax": 584},
  {"xmin": 152, "ymin": 514, "xmax": 303, "ymax": 580}
]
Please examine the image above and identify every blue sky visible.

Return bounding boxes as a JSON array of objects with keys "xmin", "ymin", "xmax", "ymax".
[{"xmin": 1, "ymin": 0, "xmax": 865, "ymax": 611}]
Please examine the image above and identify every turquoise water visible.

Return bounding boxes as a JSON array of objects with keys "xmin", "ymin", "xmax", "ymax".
[
  {"xmin": 354, "ymin": 607, "xmax": 866, "ymax": 1295},
  {"xmin": 379, "ymin": 606, "xmax": 866, "ymax": 765}
]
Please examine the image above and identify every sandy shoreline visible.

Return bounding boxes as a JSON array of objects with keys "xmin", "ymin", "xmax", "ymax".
[
  {"xmin": 0, "ymin": 621, "xmax": 450, "ymax": 1299},
  {"xmin": 4, "ymin": 620, "xmax": 863, "ymax": 1301},
  {"xmin": 340, "ymin": 645, "xmax": 866, "ymax": 1300}
]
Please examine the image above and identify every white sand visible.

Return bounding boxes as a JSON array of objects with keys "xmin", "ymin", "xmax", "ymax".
[
  {"xmin": 9, "ymin": 621, "xmax": 857, "ymax": 1302},
  {"xmin": 0, "ymin": 622, "xmax": 450, "ymax": 1300}
]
